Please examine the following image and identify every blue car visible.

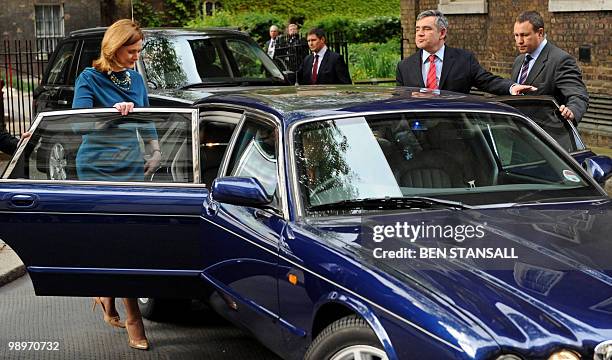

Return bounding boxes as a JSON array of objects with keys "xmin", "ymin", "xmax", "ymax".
[{"xmin": 1, "ymin": 86, "xmax": 611, "ymax": 360}]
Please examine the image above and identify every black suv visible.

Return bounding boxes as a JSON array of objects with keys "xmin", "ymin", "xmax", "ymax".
[
  {"xmin": 34, "ymin": 27, "xmax": 288, "ymax": 113},
  {"xmin": 32, "ymin": 27, "xmax": 289, "ymax": 180}
]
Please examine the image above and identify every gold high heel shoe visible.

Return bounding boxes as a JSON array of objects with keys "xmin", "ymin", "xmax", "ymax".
[
  {"xmin": 92, "ymin": 297, "xmax": 125, "ymax": 328},
  {"xmin": 125, "ymin": 320, "xmax": 149, "ymax": 350}
]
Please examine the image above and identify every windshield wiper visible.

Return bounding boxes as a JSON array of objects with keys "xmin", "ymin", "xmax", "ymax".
[{"xmin": 308, "ymin": 196, "xmax": 471, "ymax": 212}]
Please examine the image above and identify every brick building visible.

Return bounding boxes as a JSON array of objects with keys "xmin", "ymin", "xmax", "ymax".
[
  {"xmin": 0, "ymin": 0, "xmax": 131, "ymax": 51},
  {"xmin": 400, "ymin": 0, "xmax": 611, "ymax": 145}
]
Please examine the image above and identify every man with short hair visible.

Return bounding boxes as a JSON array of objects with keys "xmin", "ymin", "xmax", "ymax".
[
  {"xmin": 264, "ymin": 25, "xmax": 280, "ymax": 59},
  {"xmin": 297, "ymin": 28, "xmax": 351, "ymax": 85},
  {"xmin": 396, "ymin": 10, "xmax": 534, "ymax": 95},
  {"xmin": 512, "ymin": 11, "xmax": 588, "ymax": 123}
]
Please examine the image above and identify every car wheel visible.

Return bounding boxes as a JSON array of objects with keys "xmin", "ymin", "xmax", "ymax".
[
  {"xmin": 137, "ymin": 297, "xmax": 190, "ymax": 321},
  {"xmin": 304, "ymin": 315, "xmax": 388, "ymax": 360},
  {"xmin": 45, "ymin": 140, "xmax": 76, "ymax": 180}
]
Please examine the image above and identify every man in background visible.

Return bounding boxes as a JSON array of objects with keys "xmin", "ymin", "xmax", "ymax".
[
  {"xmin": 396, "ymin": 10, "xmax": 534, "ymax": 95},
  {"xmin": 264, "ymin": 25, "xmax": 280, "ymax": 59},
  {"xmin": 297, "ymin": 28, "xmax": 351, "ymax": 85},
  {"xmin": 512, "ymin": 11, "xmax": 589, "ymax": 123}
]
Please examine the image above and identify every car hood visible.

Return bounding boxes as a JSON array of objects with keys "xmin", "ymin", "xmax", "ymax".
[{"xmin": 302, "ymin": 202, "xmax": 612, "ymax": 350}]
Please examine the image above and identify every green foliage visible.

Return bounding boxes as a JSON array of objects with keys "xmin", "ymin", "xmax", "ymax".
[
  {"xmin": 134, "ymin": 0, "xmax": 202, "ymax": 27},
  {"xmin": 303, "ymin": 16, "xmax": 400, "ymax": 43},
  {"xmin": 188, "ymin": 11, "xmax": 285, "ymax": 45},
  {"xmin": 217, "ymin": 0, "xmax": 398, "ymax": 18},
  {"xmin": 348, "ymin": 39, "xmax": 400, "ymax": 81}
]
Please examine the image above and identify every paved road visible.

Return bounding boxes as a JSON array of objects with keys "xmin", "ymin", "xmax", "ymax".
[{"xmin": 0, "ymin": 275, "xmax": 282, "ymax": 359}]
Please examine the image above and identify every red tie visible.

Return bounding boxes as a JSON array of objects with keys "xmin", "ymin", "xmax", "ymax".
[
  {"xmin": 426, "ymin": 54, "xmax": 438, "ymax": 90},
  {"xmin": 311, "ymin": 54, "xmax": 319, "ymax": 84}
]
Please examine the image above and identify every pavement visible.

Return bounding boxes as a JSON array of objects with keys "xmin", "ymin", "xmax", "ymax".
[
  {"xmin": 0, "ymin": 240, "xmax": 26, "ymax": 288},
  {"xmin": 0, "ymin": 154, "xmax": 25, "ymax": 288}
]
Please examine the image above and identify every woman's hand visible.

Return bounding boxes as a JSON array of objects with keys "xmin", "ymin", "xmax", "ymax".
[
  {"xmin": 113, "ymin": 102, "xmax": 134, "ymax": 115},
  {"xmin": 144, "ymin": 150, "xmax": 161, "ymax": 176}
]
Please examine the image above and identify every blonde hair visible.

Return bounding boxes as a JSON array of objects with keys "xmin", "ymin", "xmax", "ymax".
[{"xmin": 93, "ymin": 19, "xmax": 144, "ymax": 73}]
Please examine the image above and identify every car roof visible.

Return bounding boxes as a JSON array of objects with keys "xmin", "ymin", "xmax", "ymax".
[
  {"xmin": 68, "ymin": 27, "xmax": 247, "ymax": 38},
  {"xmin": 197, "ymin": 86, "xmax": 523, "ymax": 126}
]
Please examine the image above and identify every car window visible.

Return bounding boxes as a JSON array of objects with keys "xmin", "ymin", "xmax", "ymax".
[
  {"xmin": 293, "ymin": 112, "xmax": 598, "ymax": 212},
  {"xmin": 141, "ymin": 36, "xmax": 189, "ymax": 89},
  {"xmin": 224, "ymin": 39, "xmax": 279, "ymax": 79},
  {"xmin": 46, "ymin": 41, "xmax": 76, "ymax": 85},
  {"xmin": 504, "ymin": 100, "xmax": 579, "ymax": 153},
  {"xmin": 5, "ymin": 110, "xmax": 194, "ymax": 184},
  {"xmin": 199, "ymin": 118, "xmax": 238, "ymax": 188},
  {"xmin": 225, "ymin": 118, "xmax": 279, "ymax": 206},
  {"xmin": 72, "ymin": 38, "xmax": 103, "ymax": 84}
]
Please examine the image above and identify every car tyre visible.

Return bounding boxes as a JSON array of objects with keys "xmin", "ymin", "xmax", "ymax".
[
  {"xmin": 43, "ymin": 139, "xmax": 77, "ymax": 180},
  {"xmin": 304, "ymin": 315, "xmax": 388, "ymax": 360},
  {"xmin": 137, "ymin": 297, "xmax": 190, "ymax": 321}
]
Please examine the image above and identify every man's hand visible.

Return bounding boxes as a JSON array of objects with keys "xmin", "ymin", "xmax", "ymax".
[
  {"xmin": 113, "ymin": 102, "xmax": 134, "ymax": 115},
  {"xmin": 510, "ymin": 84, "xmax": 538, "ymax": 95},
  {"xmin": 559, "ymin": 105, "xmax": 575, "ymax": 122}
]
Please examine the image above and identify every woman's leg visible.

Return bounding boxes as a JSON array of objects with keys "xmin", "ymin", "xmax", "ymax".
[{"xmin": 123, "ymin": 298, "xmax": 149, "ymax": 349}]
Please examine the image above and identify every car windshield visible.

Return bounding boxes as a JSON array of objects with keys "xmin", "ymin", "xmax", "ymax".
[
  {"xmin": 293, "ymin": 111, "xmax": 601, "ymax": 215},
  {"xmin": 141, "ymin": 35, "xmax": 285, "ymax": 89}
]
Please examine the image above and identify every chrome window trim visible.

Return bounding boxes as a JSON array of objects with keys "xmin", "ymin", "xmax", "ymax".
[
  {"xmin": 200, "ymin": 215, "xmax": 464, "ymax": 353},
  {"xmin": 3, "ymin": 108, "xmax": 202, "ymax": 186},
  {"xmin": 287, "ymin": 109, "xmax": 605, "ymax": 218}
]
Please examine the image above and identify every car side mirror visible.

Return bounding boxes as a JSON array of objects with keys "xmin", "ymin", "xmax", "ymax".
[
  {"xmin": 582, "ymin": 155, "xmax": 612, "ymax": 184},
  {"xmin": 211, "ymin": 176, "xmax": 272, "ymax": 206}
]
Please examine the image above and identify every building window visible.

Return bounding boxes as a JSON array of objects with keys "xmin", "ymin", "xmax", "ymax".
[
  {"xmin": 203, "ymin": 1, "xmax": 221, "ymax": 16},
  {"xmin": 35, "ymin": 4, "xmax": 65, "ymax": 53},
  {"xmin": 438, "ymin": 0, "xmax": 487, "ymax": 14},
  {"xmin": 549, "ymin": 0, "xmax": 611, "ymax": 12}
]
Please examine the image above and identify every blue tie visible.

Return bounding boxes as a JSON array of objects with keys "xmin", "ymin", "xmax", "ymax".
[{"xmin": 518, "ymin": 54, "xmax": 532, "ymax": 84}]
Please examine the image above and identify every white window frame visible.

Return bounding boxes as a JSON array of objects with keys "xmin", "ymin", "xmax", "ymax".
[
  {"xmin": 438, "ymin": 0, "xmax": 488, "ymax": 14},
  {"xmin": 34, "ymin": 4, "xmax": 65, "ymax": 53},
  {"xmin": 549, "ymin": 0, "xmax": 612, "ymax": 12}
]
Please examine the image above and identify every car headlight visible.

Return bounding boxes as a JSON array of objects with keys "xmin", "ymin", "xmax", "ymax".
[
  {"xmin": 595, "ymin": 340, "xmax": 612, "ymax": 360},
  {"xmin": 548, "ymin": 349, "xmax": 581, "ymax": 360},
  {"xmin": 495, "ymin": 355, "xmax": 522, "ymax": 360}
]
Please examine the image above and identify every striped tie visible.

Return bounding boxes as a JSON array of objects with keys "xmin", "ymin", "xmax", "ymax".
[
  {"xmin": 426, "ymin": 54, "xmax": 438, "ymax": 90},
  {"xmin": 518, "ymin": 54, "xmax": 532, "ymax": 84}
]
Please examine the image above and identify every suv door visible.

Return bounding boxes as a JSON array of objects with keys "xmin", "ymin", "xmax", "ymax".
[
  {"xmin": 0, "ymin": 108, "xmax": 210, "ymax": 299},
  {"xmin": 33, "ymin": 40, "xmax": 77, "ymax": 114}
]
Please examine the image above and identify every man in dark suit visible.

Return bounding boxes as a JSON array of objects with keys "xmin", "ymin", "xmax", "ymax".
[
  {"xmin": 297, "ymin": 28, "xmax": 351, "ymax": 85},
  {"xmin": 396, "ymin": 10, "xmax": 534, "ymax": 95},
  {"xmin": 264, "ymin": 25, "xmax": 280, "ymax": 59},
  {"xmin": 512, "ymin": 11, "xmax": 589, "ymax": 123}
]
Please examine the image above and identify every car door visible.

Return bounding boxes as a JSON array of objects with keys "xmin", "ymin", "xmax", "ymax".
[
  {"xmin": 200, "ymin": 112, "xmax": 286, "ymax": 350},
  {"xmin": 0, "ymin": 108, "xmax": 209, "ymax": 299}
]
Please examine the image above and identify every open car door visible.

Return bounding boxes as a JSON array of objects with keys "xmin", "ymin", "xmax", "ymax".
[{"xmin": 0, "ymin": 108, "xmax": 210, "ymax": 299}]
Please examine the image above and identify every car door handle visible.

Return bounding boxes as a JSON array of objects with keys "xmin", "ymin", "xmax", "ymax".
[
  {"xmin": 57, "ymin": 100, "xmax": 68, "ymax": 105},
  {"xmin": 9, "ymin": 194, "xmax": 37, "ymax": 208}
]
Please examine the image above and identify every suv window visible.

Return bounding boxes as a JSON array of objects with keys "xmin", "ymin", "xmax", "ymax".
[
  {"xmin": 72, "ymin": 39, "xmax": 103, "ymax": 84},
  {"xmin": 225, "ymin": 39, "xmax": 273, "ymax": 79},
  {"xmin": 46, "ymin": 41, "xmax": 76, "ymax": 85}
]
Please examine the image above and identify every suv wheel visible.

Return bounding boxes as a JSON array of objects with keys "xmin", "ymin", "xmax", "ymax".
[{"xmin": 305, "ymin": 315, "xmax": 388, "ymax": 360}]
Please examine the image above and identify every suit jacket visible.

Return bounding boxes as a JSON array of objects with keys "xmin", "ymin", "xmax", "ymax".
[
  {"xmin": 396, "ymin": 46, "xmax": 513, "ymax": 95},
  {"xmin": 264, "ymin": 39, "xmax": 278, "ymax": 58},
  {"xmin": 511, "ymin": 42, "xmax": 589, "ymax": 122},
  {"xmin": 0, "ymin": 128, "xmax": 18, "ymax": 155},
  {"xmin": 297, "ymin": 50, "xmax": 352, "ymax": 85}
]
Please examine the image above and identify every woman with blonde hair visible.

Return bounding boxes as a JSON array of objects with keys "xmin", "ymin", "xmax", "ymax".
[{"xmin": 73, "ymin": 19, "xmax": 158, "ymax": 350}]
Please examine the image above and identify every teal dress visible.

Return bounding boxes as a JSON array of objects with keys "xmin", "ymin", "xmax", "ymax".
[{"xmin": 73, "ymin": 67, "xmax": 157, "ymax": 181}]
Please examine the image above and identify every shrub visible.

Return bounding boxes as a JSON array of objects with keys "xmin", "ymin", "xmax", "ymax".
[
  {"xmin": 348, "ymin": 39, "xmax": 400, "ymax": 81},
  {"xmin": 302, "ymin": 15, "xmax": 400, "ymax": 44},
  {"xmin": 187, "ymin": 11, "xmax": 285, "ymax": 46}
]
